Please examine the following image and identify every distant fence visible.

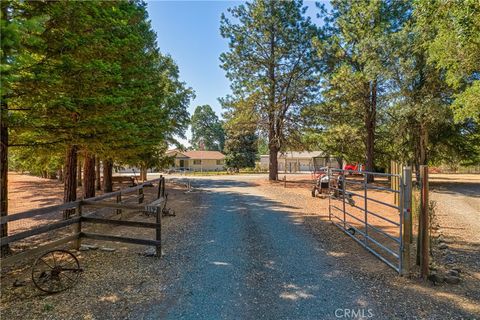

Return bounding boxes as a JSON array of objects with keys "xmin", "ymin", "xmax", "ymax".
[
  {"xmin": 0, "ymin": 176, "xmax": 167, "ymax": 267},
  {"xmin": 430, "ymin": 165, "xmax": 480, "ymax": 174}
]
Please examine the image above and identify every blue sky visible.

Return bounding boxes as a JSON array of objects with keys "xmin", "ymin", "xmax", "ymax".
[{"xmin": 146, "ymin": 1, "xmax": 327, "ymax": 145}]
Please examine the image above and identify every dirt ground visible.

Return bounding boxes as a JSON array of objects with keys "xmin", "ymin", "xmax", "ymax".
[
  {"xmin": 7, "ymin": 172, "xmax": 149, "ymax": 214},
  {"xmin": 1, "ymin": 177, "xmax": 202, "ymax": 319},
  {"xmin": 1, "ymin": 173, "xmax": 479, "ymax": 319},
  {"xmin": 429, "ymin": 173, "xmax": 480, "ymax": 305},
  {"xmin": 270, "ymin": 174, "xmax": 402, "ymax": 267},
  {"xmin": 256, "ymin": 173, "xmax": 480, "ymax": 314},
  {"xmin": 255, "ymin": 175, "xmax": 480, "ymax": 317}
]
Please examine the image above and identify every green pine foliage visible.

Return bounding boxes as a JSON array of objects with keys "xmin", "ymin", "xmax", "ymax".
[
  {"xmin": 415, "ymin": 0, "xmax": 480, "ymax": 123},
  {"xmin": 220, "ymin": 0, "xmax": 321, "ymax": 180},
  {"xmin": 190, "ymin": 105, "xmax": 225, "ymax": 151},
  {"xmin": 3, "ymin": 0, "xmax": 193, "ymax": 176}
]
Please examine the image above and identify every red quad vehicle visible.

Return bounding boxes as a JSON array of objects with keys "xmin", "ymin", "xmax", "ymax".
[{"xmin": 344, "ymin": 163, "xmax": 365, "ymax": 175}]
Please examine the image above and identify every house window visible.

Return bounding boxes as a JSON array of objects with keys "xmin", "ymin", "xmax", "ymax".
[
  {"xmin": 216, "ymin": 160, "xmax": 224, "ymax": 165},
  {"xmin": 193, "ymin": 160, "xmax": 201, "ymax": 165}
]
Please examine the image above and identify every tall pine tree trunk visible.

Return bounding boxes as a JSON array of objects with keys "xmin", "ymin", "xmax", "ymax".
[
  {"xmin": 83, "ymin": 152, "xmax": 95, "ymax": 199},
  {"xmin": 336, "ymin": 157, "xmax": 344, "ymax": 170},
  {"xmin": 77, "ymin": 157, "xmax": 82, "ymax": 187},
  {"xmin": 414, "ymin": 122, "xmax": 428, "ymax": 184},
  {"xmin": 365, "ymin": 80, "xmax": 377, "ymax": 183},
  {"xmin": 63, "ymin": 145, "xmax": 78, "ymax": 218},
  {"xmin": 95, "ymin": 158, "xmax": 101, "ymax": 191},
  {"xmin": 103, "ymin": 159, "xmax": 113, "ymax": 193},
  {"xmin": 1, "ymin": 101, "xmax": 10, "ymax": 256},
  {"xmin": 140, "ymin": 167, "xmax": 147, "ymax": 182},
  {"xmin": 268, "ymin": 145, "xmax": 279, "ymax": 181},
  {"xmin": 267, "ymin": 20, "xmax": 278, "ymax": 181},
  {"xmin": 57, "ymin": 166, "xmax": 64, "ymax": 182}
]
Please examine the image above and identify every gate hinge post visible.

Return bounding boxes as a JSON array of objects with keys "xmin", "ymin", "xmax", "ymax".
[{"xmin": 400, "ymin": 166, "xmax": 412, "ymax": 275}]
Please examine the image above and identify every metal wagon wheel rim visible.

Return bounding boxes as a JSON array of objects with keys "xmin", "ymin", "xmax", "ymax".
[{"xmin": 32, "ymin": 249, "xmax": 81, "ymax": 293}]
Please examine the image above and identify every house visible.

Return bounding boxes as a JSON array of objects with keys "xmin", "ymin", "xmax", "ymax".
[
  {"xmin": 166, "ymin": 149, "xmax": 226, "ymax": 171},
  {"xmin": 259, "ymin": 151, "xmax": 340, "ymax": 173}
]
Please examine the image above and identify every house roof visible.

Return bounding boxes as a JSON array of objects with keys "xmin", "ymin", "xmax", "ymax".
[
  {"xmin": 260, "ymin": 151, "xmax": 327, "ymax": 159},
  {"xmin": 279, "ymin": 151, "xmax": 326, "ymax": 159},
  {"xmin": 167, "ymin": 149, "xmax": 225, "ymax": 160},
  {"xmin": 183, "ymin": 150, "xmax": 225, "ymax": 160}
]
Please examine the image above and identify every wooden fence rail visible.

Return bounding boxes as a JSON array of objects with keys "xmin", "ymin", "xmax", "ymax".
[{"xmin": 0, "ymin": 176, "xmax": 166, "ymax": 267}]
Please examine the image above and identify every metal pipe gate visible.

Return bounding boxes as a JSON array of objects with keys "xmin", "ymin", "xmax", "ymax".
[{"xmin": 328, "ymin": 168, "xmax": 412, "ymax": 274}]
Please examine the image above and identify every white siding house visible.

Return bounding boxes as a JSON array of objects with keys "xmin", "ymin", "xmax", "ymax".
[
  {"xmin": 166, "ymin": 150, "xmax": 225, "ymax": 171},
  {"xmin": 259, "ymin": 151, "xmax": 340, "ymax": 173}
]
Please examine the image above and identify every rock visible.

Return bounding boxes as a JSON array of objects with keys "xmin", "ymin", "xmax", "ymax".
[
  {"xmin": 79, "ymin": 245, "xmax": 90, "ymax": 251},
  {"xmin": 445, "ymin": 255, "xmax": 455, "ymax": 263},
  {"xmin": 447, "ymin": 269, "xmax": 460, "ymax": 277},
  {"xmin": 444, "ymin": 275, "xmax": 460, "ymax": 284},
  {"xmin": 451, "ymin": 267, "xmax": 461, "ymax": 274},
  {"xmin": 438, "ymin": 242, "xmax": 448, "ymax": 250},
  {"xmin": 82, "ymin": 244, "xmax": 99, "ymax": 250},
  {"xmin": 100, "ymin": 247, "xmax": 116, "ymax": 252},
  {"xmin": 13, "ymin": 279, "xmax": 26, "ymax": 287},
  {"xmin": 142, "ymin": 247, "xmax": 164, "ymax": 256},
  {"xmin": 143, "ymin": 247, "xmax": 157, "ymax": 257},
  {"xmin": 427, "ymin": 273, "xmax": 444, "ymax": 285}
]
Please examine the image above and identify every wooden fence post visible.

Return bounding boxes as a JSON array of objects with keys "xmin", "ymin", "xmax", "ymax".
[
  {"xmin": 116, "ymin": 194, "xmax": 122, "ymax": 215},
  {"xmin": 419, "ymin": 165, "xmax": 429, "ymax": 278},
  {"xmin": 391, "ymin": 161, "xmax": 401, "ymax": 205},
  {"xmin": 157, "ymin": 175, "xmax": 163, "ymax": 199},
  {"xmin": 401, "ymin": 166, "xmax": 412, "ymax": 275},
  {"xmin": 73, "ymin": 203, "xmax": 82, "ymax": 250},
  {"xmin": 138, "ymin": 187, "xmax": 144, "ymax": 204},
  {"xmin": 284, "ymin": 175, "xmax": 286, "ymax": 188},
  {"xmin": 155, "ymin": 206, "xmax": 162, "ymax": 257},
  {"xmin": 161, "ymin": 177, "xmax": 165, "ymax": 198}
]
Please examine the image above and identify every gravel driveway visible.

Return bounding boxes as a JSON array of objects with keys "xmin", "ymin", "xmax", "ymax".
[
  {"xmin": 130, "ymin": 175, "xmax": 479, "ymax": 319},
  {"xmin": 3, "ymin": 174, "xmax": 479, "ymax": 319},
  {"xmin": 429, "ymin": 174, "xmax": 480, "ymax": 308}
]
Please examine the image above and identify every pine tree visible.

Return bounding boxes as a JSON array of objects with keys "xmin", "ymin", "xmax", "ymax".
[
  {"xmin": 1, "ymin": 0, "xmax": 46, "ymax": 255},
  {"xmin": 220, "ymin": 0, "xmax": 320, "ymax": 180},
  {"xmin": 415, "ymin": 0, "xmax": 480, "ymax": 123},
  {"xmin": 314, "ymin": 0, "xmax": 409, "ymax": 181},
  {"xmin": 190, "ymin": 105, "xmax": 225, "ymax": 151},
  {"xmin": 385, "ymin": 1, "xmax": 479, "ymax": 179},
  {"xmin": 7, "ymin": 1, "xmax": 193, "ymax": 211}
]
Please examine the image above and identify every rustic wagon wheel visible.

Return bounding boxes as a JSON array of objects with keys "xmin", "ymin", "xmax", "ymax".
[{"xmin": 32, "ymin": 249, "xmax": 82, "ymax": 293}]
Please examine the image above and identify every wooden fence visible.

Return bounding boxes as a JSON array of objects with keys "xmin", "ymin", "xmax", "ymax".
[{"xmin": 0, "ymin": 176, "xmax": 167, "ymax": 267}]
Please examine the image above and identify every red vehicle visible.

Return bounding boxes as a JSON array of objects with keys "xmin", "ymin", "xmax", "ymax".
[{"xmin": 344, "ymin": 163, "xmax": 365, "ymax": 173}]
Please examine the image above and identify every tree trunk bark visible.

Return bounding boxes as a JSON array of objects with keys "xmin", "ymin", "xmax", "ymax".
[
  {"xmin": 63, "ymin": 145, "xmax": 78, "ymax": 218},
  {"xmin": 336, "ymin": 157, "xmax": 344, "ymax": 170},
  {"xmin": 267, "ymin": 18, "xmax": 278, "ymax": 181},
  {"xmin": 414, "ymin": 122, "xmax": 428, "ymax": 184},
  {"xmin": 1, "ymin": 101, "xmax": 10, "ymax": 256},
  {"xmin": 365, "ymin": 80, "xmax": 376, "ymax": 183},
  {"xmin": 140, "ymin": 167, "xmax": 147, "ymax": 182},
  {"xmin": 103, "ymin": 159, "xmax": 113, "ymax": 193},
  {"xmin": 268, "ymin": 146, "xmax": 278, "ymax": 181},
  {"xmin": 95, "ymin": 158, "xmax": 101, "ymax": 191},
  {"xmin": 83, "ymin": 152, "xmax": 95, "ymax": 199},
  {"xmin": 58, "ymin": 166, "xmax": 64, "ymax": 182},
  {"xmin": 77, "ymin": 157, "xmax": 82, "ymax": 187},
  {"xmin": 0, "ymin": 0, "xmax": 11, "ymax": 257}
]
